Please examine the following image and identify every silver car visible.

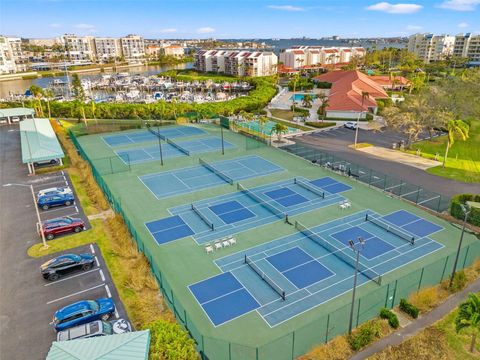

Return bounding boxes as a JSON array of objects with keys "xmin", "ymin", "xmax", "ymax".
[{"xmin": 56, "ymin": 319, "xmax": 131, "ymax": 341}]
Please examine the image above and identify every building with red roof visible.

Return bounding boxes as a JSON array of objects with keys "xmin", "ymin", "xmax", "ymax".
[
  {"xmin": 368, "ymin": 75, "xmax": 411, "ymax": 91},
  {"xmin": 314, "ymin": 70, "xmax": 389, "ymax": 119}
]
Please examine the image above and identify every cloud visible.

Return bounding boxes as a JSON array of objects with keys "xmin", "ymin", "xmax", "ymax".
[
  {"xmin": 268, "ymin": 5, "xmax": 305, "ymax": 11},
  {"xmin": 406, "ymin": 25, "xmax": 423, "ymax": 30},
  {"xmin": 366, "ymin": 2, "xmax": 423, "ymax": 13},
  {"xmin": 49, "ymin": 23, "xmax": 62, "ymax": 28},
  {"xmin": 458, "ymin": 21, "xmax": 469, "ymax": 27},
  {"xmin": 438, "ymin": 0, "xmax": 480, "ymax": 11},
  {"xmin": 196, "ymin": 27, "xmax": 215, "ymax": 34},
  {"xmin": 159, "ymin": 28, "xmax": 177, "ymax": 33},
  {"xmin": 74, "ymin": 23, "xmax": 96, "ymax": 30}
]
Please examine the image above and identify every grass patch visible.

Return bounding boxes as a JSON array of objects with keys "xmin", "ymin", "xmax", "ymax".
[
  {"xmin": 270, "ymin": 109, "xmax": 308, "ymax": 122},
  {"xmin": 410, "ymin": 121, "xmax": 480, "ymax": 183},
  {"xmin": 349, "ymin": 143, "xmax": 373, "ymax": 149}
]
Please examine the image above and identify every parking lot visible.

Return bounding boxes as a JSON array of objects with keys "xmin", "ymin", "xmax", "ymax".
[{"xmin": 0, "ymin": 125, "xmax": 129, "ymax": 360}]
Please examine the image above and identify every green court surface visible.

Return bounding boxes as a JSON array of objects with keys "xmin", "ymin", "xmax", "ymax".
[
  {"xmin": 237, "ymin": 119, "xmax": 299, "ymax": 135},
  {"xmin": 73, "ymin": 123, "xmax": 479, "ymax": 360}
]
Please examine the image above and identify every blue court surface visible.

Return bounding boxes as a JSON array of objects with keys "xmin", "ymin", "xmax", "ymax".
[
  {"xmin": 145, "ymin": 215, "xmax": 194, "ymax": 245},
  {"xmin": 139, "ymin": 155, "xmax": 284, "ymax": 199},
  {"xmin": 145, "ymin": 176, "xmax": 350, "ymax": 245},
  {"xmin": 187, "ymin": 210, "xmax": 444, "ymax": 327},
  {"xmin": 115, "ymin": 136, "xmax": 235, "ymax": 165},
  {"xmin": 103, "ymin": 126, "xmax": 207, "ymax": 147}
]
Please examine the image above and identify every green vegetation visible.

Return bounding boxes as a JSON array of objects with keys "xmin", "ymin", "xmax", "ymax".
[
  {"xmin": 450, "ymin": 194, "xmax": 480, "ymax": 226},
  {"xmin": 399, "ymin": 299, "xmax": 420, "ymax": 319},
  {"xmin": 288, "ymin": 77, "xmax": 314, "ymax": 91},
  {"xmin": 455, "ymin": 293, "xmax": 480, "ymax": 353},
  {"xmin": 145, "ymin": 320, "xmax": 197, "ymax": 360},
  {"xmin": 379, "ymin": 308, "xmax": 400, "ymax": 329},
  {"xmin": 348, "ymin": 320, "xmax": 384, "ymax": 351},
  {"xmin": 305, "ymin": 121, "xmax": 336, "ymax": 129},
  {"xmin": 147, "ymin": 55, "xmax": 194, "ymax": 66},
  {"xmin": 270, "ymin": 108, "xmax": 308, "ymax": 121}
]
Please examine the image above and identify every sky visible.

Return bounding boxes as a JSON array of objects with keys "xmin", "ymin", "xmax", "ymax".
[{"xmin": 0, "ymin": 0, "xmax": 479, "ymax": 39}]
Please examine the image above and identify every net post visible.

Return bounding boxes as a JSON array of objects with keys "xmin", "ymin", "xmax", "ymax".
[
  {"xmin": 322, "ymin": 192, "xmax": 325, "ymax": 199},
  {"xmin": 244, "ymin": 254, "xmax": 247, "ymax": 264},
  {"xmin": 365, "ymin": 213, "xmax": 368, "ymax": 221}
]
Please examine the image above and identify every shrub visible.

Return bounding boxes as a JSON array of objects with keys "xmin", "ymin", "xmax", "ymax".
[
  {"xmin": 299, "ymin": 336, "xmax": 353, "ymax": 360},
  {"xmin": 450, "ymin": 193, "xmax": 480, "ymax": 226},
  {"xmin": 399, "ymin": 299, "xmax": 420, "ymax": 319},
  {"xmin": 450, "ymin": 270, "xmax": 467, "ymax": 292},
  {"xmin": 305, "ymin": 121, "xmax": 336, "ymax": 129},
  {"xmin": 348, "ymin": 320, "xmax": 383, "ymax": 351},
  {"xmin": 146, "ymin": 319, "xmax": 197, "ymax": 360},
  {"xmin": 379, "ymin": 308, "xmax": 400, "ymax": 328},
  {"xmin": 409, "ymin": 287, "xmax": 446, "ymax": 312},
  {"xmin": 316, "ymin": 81, "xmax": 332, "ymax": 89}
]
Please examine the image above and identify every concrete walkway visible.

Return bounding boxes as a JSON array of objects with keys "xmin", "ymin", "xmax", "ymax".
[{"xmin": 350, "ymin": 279, "xmax": 480, "ymax": 360}]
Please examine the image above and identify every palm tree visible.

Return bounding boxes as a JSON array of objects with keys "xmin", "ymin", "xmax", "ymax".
[
  {"xmin": 258, "ymin": 116, "xmax": 268, "ymax": 135},
  {"xmin": 272, "ymin": 123, "xmax": 288, "ymax": 143},
  {"xmin": 29, "ymin": 85, "xmax": 44, "ymax": 117},
  {"xmin": 302, "ymin": 94, "xmax": 313, "ymax": 108},
  {"xmin": 43, "ymin": 88, "xmax": 54, "ymax": 119},
  {"xmin": 455, "ymin": 293, "xmax": 480, "ymax": 353},
  {"xmin": 442, "ymin": 119, "xmax": 469, "ymax": 168},
  {"xmin": 291, "ymin": 73, "xmax": 300, "ymax": 114},
  {"xmin": 318, "ymin": 93, "xmax": 329, "ymax": 122},
  {"xmin": 354, "ymin": 91, "xmax": 370, "ymax": 148}
]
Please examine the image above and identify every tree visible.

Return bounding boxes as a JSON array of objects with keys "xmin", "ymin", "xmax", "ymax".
[
  {"xmin": 29, "ymin": 85, "xmax": 44, "ymax": 117},
  {"xmin": 455, "ymin": 293, "xmax": 480, "ymax": 353},
  {"xmin": 291, "ymin": 73, "xmax": 300, "ymax": 113},
  {"xmin": 354, "ymin": 91, "xmax": 370, "ymax": 148},
  {"xmin": 44, "ymin": 89, "xmax": 55, "ymax": 118},
  {"xmin": 272, "ymin": 123, "xmax": 288, "ymax": 142},
  {"xmin": 258, "ymin": 116, "xmax": 268, "ymax": 135},
  {"xmin": 302, "ymin": 94, "xmax": 313, "ymax": 108},
  {"xmin": 442, "ymin": 119, "xmax": 470, "ymax": 168},
  {"xmin": 71, "ymin": 73, "xmax": 85, "ymax": 101}
]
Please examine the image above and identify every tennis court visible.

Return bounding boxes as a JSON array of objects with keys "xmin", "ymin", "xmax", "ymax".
[
  {"xmin": 103, "ymin": 126, "xmax": 206, "ymax": 147},
  {"xmin": 139, "ymin": 155, "xmax": 284, "ymax": 199},
  {"xmin": 190, "ymin": 209, "xmax": 443, "ymax": 327},
  {"xmin": 145, "ymin": 176, "xmax": 351, "ymax": 245},
  {"xmin": 115, "ymin": 136, "xmax": 235, "ymax": 164},
  {"xmin": 237, "ymin": 120, "xmax": 298, "ymax": 135}
]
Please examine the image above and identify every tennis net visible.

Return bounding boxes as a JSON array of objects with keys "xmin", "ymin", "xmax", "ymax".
[
  {"xmin": 295, "ymin": 221, "xmax": 382, "ymax": 285},
  {"xmin": 294, "ymin": 178, "xmax": 325, "ymax": 199},
  {"xmin": 365, "ymin": 214, "xmax": 415, "ymax": 245},
  {"xmin": 167, "ymin": 138, "xmax": 190, "ymax": 156},
  {"xmin": 237, "ymin": 183, "xmax": 284, "ymax": 219},
  {"xmin": 245, "ymin": 255, "xmax": 286, "ymax": 300},
  {"xmin": 147, "ymin": 126, "xmax": 166, "ymax": 140},
  {"xmin": 191, "ymin": 204, "xmax": 214, "ymax": 231},
  {"xmin": 199, "ymin": 158, "xmax": 234, "ymax": 185}
]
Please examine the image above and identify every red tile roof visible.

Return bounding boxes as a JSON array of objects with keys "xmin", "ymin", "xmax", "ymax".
[
  {"xmin": 313, "ymin": 70, "xmax": 389, "ymax": 112},
  {"xmin": 323, "ymin": 49, "xmax": 339, "ymax": 53},
  {"xmin": 308, "ymin": 50, "xmax": 320, "ymax": 54},
  {"xmin": 369, "ymin": 75, "xmax": 411, "ymax": 87},
  {"xmin": 293, "ymin": 50, "xmax": 304, "ymax": 55},
  {"xmin": 342, "ymin": 49, "xmax": 351, "ymax": 52}
]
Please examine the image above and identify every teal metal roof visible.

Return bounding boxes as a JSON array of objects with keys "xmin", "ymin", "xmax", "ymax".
[
  {"xmin": 46, "ymin": 330, "xmax": 150, "ymax": 360},
  {"xmin": 0, "ymin": 107, "xmax": 35, "ymax": 118},
  {"xmin": 19, "ymin": 118, "xmax": 64, "ymax": 163}
]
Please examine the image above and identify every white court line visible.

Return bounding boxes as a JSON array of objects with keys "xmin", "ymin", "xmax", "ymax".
[
  {"xmin": 47, "ymin": 284, "xmax": 105, "ymax": 304},
  {"xmin": 43, "ymin": 268, "xmax": 100, "ymax": 286}
]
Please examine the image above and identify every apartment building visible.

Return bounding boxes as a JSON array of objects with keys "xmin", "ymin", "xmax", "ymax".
[
  {"xmin": 0, "ymin": 36, "xmax": 16, "ymax": 73},
  {"xmin": 195, "ymin": 50, "xmax": 278, "ymax": 76},
  {"xmin": 454, "ymin": 33, "xmax": 480, "ymax": 64},
  {"xmin": 62, "ymin": 34, "xmax": 96, "ymax": 62},
  {"xmin": 162, "ymin": 45, "xmax": 185, "ymax": 57},
  {"xmin": 120, "ymin": 34, "xmax": 145, "ymax": 62},
  {"xmin": 407, "ymin": 34, "xmax": 455, "ymax": 63},
  {"xmin": 279, "ymin": 46, "xmax": 365, "ymax": 69},
  {"xmin": 94, "ymin": 37, "xmax": 122, "ymax": 63}
]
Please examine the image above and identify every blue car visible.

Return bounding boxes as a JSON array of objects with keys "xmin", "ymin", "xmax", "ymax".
[
  {"xmin": 53, "ymin": 299, "xmax": 116, "ymax": 331},
  {"xmin": 37, "ymin": 193, "xmax": 75, "ymax": 210}
]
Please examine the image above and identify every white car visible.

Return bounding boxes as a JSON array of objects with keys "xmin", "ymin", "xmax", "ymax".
[
  {"xmin": 37, "ymin": 186, "xmax": 73, "ymax": 197},
  {"xmin": 344, "ymin": 122, "xmax": 358, "ymax": 130}
]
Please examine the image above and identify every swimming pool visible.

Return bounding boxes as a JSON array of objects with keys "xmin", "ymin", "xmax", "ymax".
[
  {"xmin": 239, "ymin": 120, "xmax": 298, "ymax": 135},
  {"xmin": 290, "ymin": 93, "xmax": 317, "ymax": 102}
]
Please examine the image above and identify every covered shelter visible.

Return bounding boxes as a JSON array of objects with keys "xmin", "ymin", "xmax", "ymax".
[
  {"xmin": 20, "ymin": 118, "xmax": 64, "ymax": 174},
  {"xmin": 0, "ymin": 107, "xmax": 35, "ymax": 124},
  {"xmin": 46, "ymin": 330, "xmax": 151, "ymax": 360}
]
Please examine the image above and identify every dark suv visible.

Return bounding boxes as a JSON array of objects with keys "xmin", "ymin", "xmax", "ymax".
[
  {"xmin": 40, "ymin": 216, "xmax": 86, "ymax": 240},
  {"xmin": 41, "ymin": 253, "xmax": 95, "ymax": 281}
]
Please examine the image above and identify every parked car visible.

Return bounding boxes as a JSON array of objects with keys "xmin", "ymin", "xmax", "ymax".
[
  {"xmin": 343, "ymin": 121, "xmax": 357, "ymax": 130},
  {"xmin": 41, "ymin": 253, "xmax": 95, "ymax": 281},
  {"xmin": 34, "ymin": 158, "xmax": 59, "ymax": 167},
  {"xmin": 37, "ymin": 186, "xmax": 72, "ymax": 198},
  {"xmin": 53, "ymin": 298, "xmax": 116, "ymax": 331},
  {"xmin": 56, "ymin": 319, "xmax": 131, "ymax": 341},
  {"xmin": 37, "ymin": 193, "xmax": 75, "ymax": 210},
  {"xmin": 40, "ymin": 216, "xmax": 85, "ymax": 240}
]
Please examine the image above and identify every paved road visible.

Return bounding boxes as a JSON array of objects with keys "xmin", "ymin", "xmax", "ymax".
[
  {"xmin": 350, "ymin": 278, "xmax": 480, "ymax": 360},
  {"xmin": 0, "ymin": 125, "xmax": 127, "ymax": 359},
  {"xmin": 298, "ymin": 130, "xmax": 480, "ymax": 199}
]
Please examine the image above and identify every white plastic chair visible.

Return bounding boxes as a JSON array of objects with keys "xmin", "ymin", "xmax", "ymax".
[
  {"xmin": 228, "ymin": 237, "xmax": 237, "ymax": 246},
  {"xmin": 222, "ymin": 240, "xmax": 230, "ymax": 247},
  {"xmin": 214, "ymin": 242, "xmax": 223, "ymax": 250},
  {"xmin": 205, "ymin": 244, "xmax": 214, "ymax": 254}
]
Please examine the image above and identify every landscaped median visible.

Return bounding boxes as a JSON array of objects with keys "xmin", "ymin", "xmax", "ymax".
[{"xmin": 27, "ymin": 119, "xmax": 198, "ymax": 360}]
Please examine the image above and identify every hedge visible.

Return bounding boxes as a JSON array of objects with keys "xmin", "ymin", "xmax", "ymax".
[
  {"xmin": 348, "ymin": 320, "xmax": 382, "ymax": 351},
  {"xmin": 379, "ymin": 308, "xmax": 400, "ymax": 328},
  {"xmin": 315, "ymin": 81, "xmax": 332, "ymax": 89},
  {"xmin": 399, "ymin": 299, "xmax": 420, "ymax": 319},
  {"xmin": 305, "ymin": 121, "xmax": 336, "ymax": 129},
  {"xmin": 450, "ymin": 193, "xmax": 480, "ymax": 226}
]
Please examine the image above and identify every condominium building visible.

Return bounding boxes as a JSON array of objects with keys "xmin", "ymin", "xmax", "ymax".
[
  {"xmin": 94, "ymin": 37, "xmax": 122, "ymax": 63},
  {"xmin": 120, "ymin": 34, "xmax": 145, "ymax": 61},
  {"xmin": 194, "ymin": 50, "xmax": 277, "ymax": 77},
  {"xmin": 162, "ymin": 45, "xmax": 184, "ymax": 57},
  {"xmin": 279, "ymin": 46, "xmax": 365, "ymax": 69},
  {"xmin": 0, "ymin": 36, "xmax": 16, "ymax": 73},
  {"xmin": 62, "ymin": 34, "xmax": 96, "ymax": 62},
  {"xmin": 453, "ymin": 33, "xmax": 480, "ymax": 64},
  {"xmin": 407, "ymin": 34, "xmax": 455, "ymax": 63}
]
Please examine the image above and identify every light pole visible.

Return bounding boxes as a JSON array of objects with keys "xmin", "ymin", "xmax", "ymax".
[
  {"xmin": 3, "ymin": 183, "xmax": 48, "ymax": 249},
  {"xmin": 348, "ymin": 236, "xmax": 366, "ymax": 334},
  {"xmin": 449, "ymin": 203, "xmax": 471, "ymax": 288},
  {"xmin": 354, "ymin": 92, "xmax": 369, "ymax": 149}
]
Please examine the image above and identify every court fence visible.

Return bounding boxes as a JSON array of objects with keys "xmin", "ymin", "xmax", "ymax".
[
  {"xmin": 68, "ymin": 128, "xmax": 480, "ymax": 360},
  {"xmin": 281, "ymin": 142, "xmax": 451, "ymax": 214}
]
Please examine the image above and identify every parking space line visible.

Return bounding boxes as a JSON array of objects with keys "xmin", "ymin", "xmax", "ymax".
[
  {"xmin": 46, "ymin": 283, "xmax": 105, "ymax": 304},
  {"xmin": 114, "ymin": 309, "xmax": 119, "ymax": 319},
  {"xmin": 43, "ymin": 268, "xmax": 100, "ymax": 286},
  {"xmin": 75, "ymin": 205, "xmax": 79, "ymax": 213},
  {"xmin": 99, "ymin": 269, "xmax": 105, "ymax": 282},
  {"xmin": 90, "ymin": 244, "xmax": 95, "ymax": 254},
  {"xmin": 105, "ymin": 284, "xmax": 112, "ymax": 298},
  {"xmin": 40, "ymin": 205, "xmax": 76, "ymax": 214},
  {"xmin": 33, "ymin": 180, "xmax": 68, "ymax": 189},
  {"xmin": 95, "ymin": 256, "xmax": 100, "ymax": 267}
]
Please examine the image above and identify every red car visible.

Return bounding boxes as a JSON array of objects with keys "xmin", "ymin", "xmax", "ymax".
[{"xmin": 40, "ymin": 216, "xmax": 86, "ymax": 240}]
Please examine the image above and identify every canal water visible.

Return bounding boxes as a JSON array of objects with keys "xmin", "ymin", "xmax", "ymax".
[{"xmin": 0, "ymin": 63, "xmax": 193, "ymax": 98}]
